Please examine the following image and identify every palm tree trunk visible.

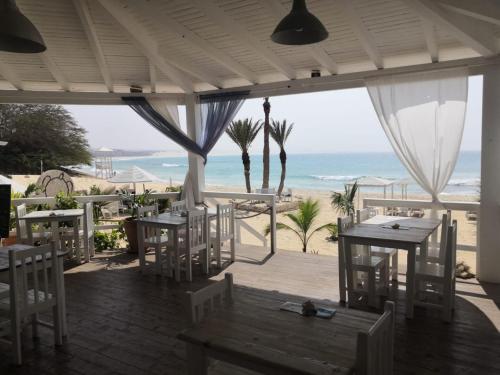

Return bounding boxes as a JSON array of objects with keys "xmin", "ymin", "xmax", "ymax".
[
  {"xmin": 242, "ymin": 151, "xmax": 251, "ymax": 193},
  {"xmin": 277, "ymin": 148, "xmax": 286, "ymax": 196},
  {"xmin": 262, "ymin": 97, "xmax": 270, "ymax": 189}
]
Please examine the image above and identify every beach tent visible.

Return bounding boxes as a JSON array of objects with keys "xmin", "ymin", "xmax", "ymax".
[
  {"xmin": 0, "ymin": 175, "xmax": 26, "ymax": 194},
  {"xmin": 108, "ymin": 166, "xmax": 163, "ymax": 193},
  {"xmin": 346, "ymin": 176, "xmax": 394, "ymax": 207},
  {"xmin": 394, "ymin": 177, "xmax": 413, "ymax": 200}
]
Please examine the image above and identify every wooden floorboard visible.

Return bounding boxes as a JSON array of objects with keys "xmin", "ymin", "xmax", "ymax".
[{"xmin": 0, "ymin": 245, "xmax": 498, "ymax": 374}]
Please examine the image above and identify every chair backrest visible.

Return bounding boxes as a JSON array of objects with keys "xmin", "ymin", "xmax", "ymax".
[
  {"xmin": 83, "ymin": 202, "xmax": 94, "ymax": 235},
  {"xmin": 356, "ymin": 208, "xmax": 378, "ymax": 224},
  {"xmin": 337, "ymin": 214, "xmax": 354, "ymax": 235},
  {"xmin": 356, "ymin": 301, "xmax": 395, "ymax": 375},
  {"xmin": 437, "ymin": 210, "xmax": 452, "ymax": 264},
  {"xmin": 444, "ymin": 220, "xmax": 457, "ymax": 283},
  {"xmin": 186, "ymin": 208, "xmax": 209, "ymax": 253},
  {"xmin": 216, "ymin": 204, "xmax": 235, "ymax": 241},
  {"xmin": 137, "ymin": 204, "xmax": 159, "ymax": 218},
  {"xmin": 9, "ymin": 242, "xmax": 60, "ymax": 318},
  {"xmin": 15, "ymin": 204, "xmax": 27, "ymax": 239},
  {"xmin": 171, "ymin": 200, "xmax": 186, "ymax": 213},
  {"xmin": 186, "ymin": 273, "xmax": 233, "ymax": 324}
]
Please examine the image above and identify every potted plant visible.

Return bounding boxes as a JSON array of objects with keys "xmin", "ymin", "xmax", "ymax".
[{"xmin": 119, "ymin": 189, "xmax": 154, "ymax": 253}]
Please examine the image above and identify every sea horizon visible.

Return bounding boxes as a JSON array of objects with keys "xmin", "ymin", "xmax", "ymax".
[{"xmin": 80, "ymin": 150, "xmax": 481, "ymax": 196}]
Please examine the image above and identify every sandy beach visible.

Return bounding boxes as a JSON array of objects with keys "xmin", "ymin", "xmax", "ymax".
[{"xmin": 12, "ymin": 174, "xmax": 478, "ymax": 272}]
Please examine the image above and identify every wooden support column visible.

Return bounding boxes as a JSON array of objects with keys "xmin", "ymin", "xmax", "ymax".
[
  {"xmin": 185, "ymin": 94, "xmax": 205, "ymax": 203},
  {"xmin": 479, "ymin": 65, "xmax": 500, "ymax": 283}
]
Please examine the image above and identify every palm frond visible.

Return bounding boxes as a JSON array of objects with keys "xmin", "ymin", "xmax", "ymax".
[
  {"xmin": 226, "ymin": 118, "xmax": 262, "ymax": 152},
  {"xmin": 270, "ymin": 119, "xmax": 294, "ymax": 148}
]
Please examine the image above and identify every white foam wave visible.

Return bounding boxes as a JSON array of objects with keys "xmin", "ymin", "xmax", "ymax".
[
  {"xmin": 310, "ymin": 175, "xmax": 358, "ymax": 181},
  {"xmin": 162, "ymin": 163, "xmax": 183, "ymax": 168},
  {"xmin": 447, "ymin": 178, "xmax": 480, "ymax": 187}
]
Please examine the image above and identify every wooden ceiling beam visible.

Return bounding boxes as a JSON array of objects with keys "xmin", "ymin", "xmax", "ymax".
[
  {"xmin": 438, "ymin": 0, "xmax": 500, "ymax": 27},
  {"xmin": 403, "ymin": 0, "xmax": 498, "ymax": 57},
  {"xmin": 40, "ymin": 53, "xmax": 71, "ymax": 91},
  {"xmin": 421, "ymin": 19, "xmax": 439, "ymax": 63},
  {"xmin": 0, "ymin": 60, "xmax": 24, "ymax": 90},
  {"xmin": 72, "ymin": 0, "xmax": 114, "ymax": 92},
  {"xmin": 97, "ymin": 0, "xmax": 196, "ymax": 93},
  {"xmin": 193, "ymin": 0, "xmax": 296, "ymax": 79},
  {"xmin": 340, "ymin": 0, "xmax": 383, "ymax": 69},
  {"xmin": 149, "ymin": 62, "xmax": 157, "ymax": 93}
]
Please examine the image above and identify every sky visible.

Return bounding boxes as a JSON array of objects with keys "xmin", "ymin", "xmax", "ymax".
[{"xmin": 65, "ymin": 75, "xmax": 483, "ymax": 155}]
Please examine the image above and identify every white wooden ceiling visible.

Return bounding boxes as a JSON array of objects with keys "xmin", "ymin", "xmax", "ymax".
[{"xmin": 0, "ymin": 0, "xmax": 498, "ymax": 95}]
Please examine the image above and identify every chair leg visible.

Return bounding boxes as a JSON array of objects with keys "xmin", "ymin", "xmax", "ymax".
[
  {"xmin": 31, "ymin": 313, "xmax": 38, "ymax": 339},
  {"xmin": 230, "ymin": 237, "xmax": 236, "ymax": 263},
  {"xmin": 186, "ymin": 253, "xmax": 193, "ymax": 282},
  {"xmin": 13, "ymin": 318, "xmax": 22, "ymax": 365},
  {"xmin": 155, "ymin": 246, "xmax": 162, "ymax": 275},
  {"xmin": 368, "ymin": 269, "xmax": 377, "ymax": 308},
  {"xmin": 216, "ymin": 241, "xmax": 222, "ymax": 269},
  {"xmin": 53, "ymin": 305, "xmax": 63, "ymax": 346},
  {"xmin": 391, "ymin": 251, "xmax": 399, "ymax": 281}
]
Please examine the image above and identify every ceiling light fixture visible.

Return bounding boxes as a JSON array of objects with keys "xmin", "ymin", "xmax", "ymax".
[
  {"xmin": 271, "ymin": 0, "xmax": 328, "ymax": 45},
  {"xmin": 0, "ymin": 0, "xmax": 46, "ymax": 53}
]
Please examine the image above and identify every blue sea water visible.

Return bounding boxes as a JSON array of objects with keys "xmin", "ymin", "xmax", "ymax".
[{"xmin": 91, "ymin": 151, "xmax": 480, "ymax": 196}]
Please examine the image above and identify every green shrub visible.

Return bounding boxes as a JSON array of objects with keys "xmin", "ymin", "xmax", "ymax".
[
  {"xmin": 327, "ymin": 223, "xmax": 338, "ymax": 241},
  {"xmin": 94, "ymin": 230, "xmax": 120, "ymax": 252},
  {"xmin": 55, "ymin": 192, "xmax": 79, "ymax": 209}
]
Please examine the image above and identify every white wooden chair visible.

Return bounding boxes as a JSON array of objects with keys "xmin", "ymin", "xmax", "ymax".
[
  {"xmin": 60, "ymin": 202, "xmax": 94, "ymax": 261},
  {"xmin": 282, "ymin": 188, "xmax": 293, "ymax": 202},
  {"xmin": 210, "ymin": 204, "xmax": 235, "ymax": 268},
  {"xmin": 420, "ymin": 210, "xmax": 451, "ymax": 265},
  {"xmin": 356, "ymin": 301, "xmax": 395, "ymax": 375},
  {"xmin": 357, "ymin": 208, "xmax": 399, "ymax": 281},
  {"xmin": 413, "ymin": 220, "xmax": 457, "ymax": 322},
  {"xmin": 174, "ymin": 208, "xmax": 209, "ymax": 282},
  {"xmin": 186, "ymin": 273, "xmax": 233, "ymax": 325},
  {"xmin": 0, "ymin": 243, "xmax": 64, "ymax": 365},
  {"xmin": 338, "ymin": 215, "xmax": 389, "ymax": 308},
  {"xmin": 138, "ymin": 204, "xmax": 168, "ymax": 275},
  {"xmin": 171, "ymin": 200, "xmax": 187, "ymax": 213},
  {"xmin": 15, "ymin": 204, "xmax": 52, "ymax": 245}
]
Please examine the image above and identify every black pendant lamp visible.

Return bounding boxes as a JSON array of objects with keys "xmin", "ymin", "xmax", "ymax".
[
  {"xmin": 0, "ymin": 0, "xmax": 46, "ymax": 53},
  {"xmin": 271, "ymin": 0, "xmax": 328, "ymax": 45}
]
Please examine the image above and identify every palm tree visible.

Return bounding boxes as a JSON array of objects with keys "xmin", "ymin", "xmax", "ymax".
[
  {"xmin": 226, "ymin": 119, "xmax": 263, "ymax": 193},
  {"xmin": 270, "ymin": 119, "xmax": 293, "ymax": 197},
  {"xmin": 331, "ymin": 182, "xmax": 358, "ymax": 216},
  {"xmin": 265, "ymin": 198, "xmax": 335, "ymax": 253},
  {"xmin": 262, "ymin": 97, "xmax": 271, "ymax": 189}
]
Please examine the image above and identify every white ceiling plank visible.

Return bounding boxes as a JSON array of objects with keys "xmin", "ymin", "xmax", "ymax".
[
  {"xmin": 72, "ymin": 0, "xmax": 114, "ymax": 92},
  {"xmin": 262, "ymin": 0, "xmax": 337, "ymax": 74},
  {"xmin": 421, "ymin": 19, "xmax": 439, "ymax": 63},
  {"xmin": 139, "ymin": 1, "xmax": 258, "ymax": 84},
  {"xmin": 403, "ymin": 0, "xmax": 498, "ymax": 57},
  {"xmin": 149, "ymin": 62, "xmax": 157, "ymax": 93},
  {"xmin": 0, "ymin": 61, "xmax": 24, "ymax": 90},
  {"xmin": 40, "ymin": 53, "xmax": 71, "ymax": 91},
  {"xmin": 438, "ymin": 0, "xmax": 500, "ymax": 27},
  {"xmin": 340, "ymin": 0, "xmax": 383, "ymax": 69},
  {"xmin": 98, "ymin": 0, "xmax": 216, "ymax": 91},
  {"xmin": 193, "ymin": 0, "xmax": 296, "ymax": 79}
]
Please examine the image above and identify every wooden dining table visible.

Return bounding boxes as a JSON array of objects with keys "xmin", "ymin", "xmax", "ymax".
[
  {"xmin": 0, "ymin": 244, "xmax": 68, "ymax": 336},
  {"xmin": 178, "ymin": 287, "xmax": 380, "ymax": 375},
  {"xmin": 137, "ymin": 209, "xmax": 217, "ymax": 282},
  {"xmin": 22, "ymin": 209, "xmax": 86, "ymax": 263},
  {"xmin": 338, "ymin": 215, "xmax": 441, "ymax": 318}
]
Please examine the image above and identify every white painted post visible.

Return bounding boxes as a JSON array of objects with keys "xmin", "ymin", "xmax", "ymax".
[
  {"xmin": 479, "ymin": 66, "xmax": 500, "ymax": 283},
  {"xmin": 270, "ymin": 195, "xmax": 277, "ymax": 254},
  {"xmin": 185, "ymin": 94, "xmax": 205, "ymax": 204}
]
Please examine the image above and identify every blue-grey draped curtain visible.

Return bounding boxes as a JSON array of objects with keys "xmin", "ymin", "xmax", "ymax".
[
  {"xmin": 198, "ymin": 91, "xmax": 249, "ymax": 159},
  {"xmin": 122, "ymin": 96, "xmax": 204, "ymax": 159}
]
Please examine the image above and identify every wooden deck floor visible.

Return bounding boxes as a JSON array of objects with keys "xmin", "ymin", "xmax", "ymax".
[{"xmin": 0, "ymin": 245, "xmax": 499, "ymax": 375}]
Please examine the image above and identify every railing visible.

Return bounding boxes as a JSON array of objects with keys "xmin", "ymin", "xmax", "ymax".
[
  {"xmin": 363, "ymin": 198, "xmax": 479, "ymax": 252},
  {"xmin": 202, "ymin": 191, "xmax": 277, "ymax": 254},
  {"xmin": 12, "ymin": 192, "xmax": 181, "ymax": 231}
]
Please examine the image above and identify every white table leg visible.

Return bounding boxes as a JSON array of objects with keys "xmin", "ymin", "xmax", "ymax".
[
  {"xmin": 58, "ymin": 256, "xmax": 68, "ymax": 337},
  {"xmin": 174, "ymin": 228, "xmax": 180, "ymax": 282},
  {"xmin": 138, "ymin": 223, "xmax": 146, "ymax": 272},
  {"xmin": 406, "ymin": 244, "xmax": 417, "ymax": 318},
  {"xmin": 338, "ymin": 237, "xmax": 347, "ymax": 303},
  {"xmin": 73, "ymin": 218, "xmax": 81, "ymax": 264}
]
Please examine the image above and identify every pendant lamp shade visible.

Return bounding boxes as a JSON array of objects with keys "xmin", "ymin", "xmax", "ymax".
[
  {"xmin": 0, "ymin": 0, "xmax": 46, "ymax": 53},
  {"xmin": 271, "ymin": 0, "xmax": 328, "ymax": 45}
]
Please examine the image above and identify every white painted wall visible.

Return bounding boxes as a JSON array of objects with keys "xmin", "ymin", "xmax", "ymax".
[{"xmin": 479, "ymin": 65, "xmax": 500, "ymax": 283}]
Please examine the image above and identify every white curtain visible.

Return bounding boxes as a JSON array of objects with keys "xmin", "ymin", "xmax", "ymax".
[
  {"xmin": 366, "ymin": 68, "xmax": 468, "ymax": 202},
  {"xmin": 148, "ymin": 98, "xmax": 181, "ymax": 129}
]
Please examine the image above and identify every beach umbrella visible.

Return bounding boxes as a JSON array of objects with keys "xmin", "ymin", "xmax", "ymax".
[
  {"xmin": 0, "ymin": 175, "xmax": 26, "ymax": 194},
  {"xmin": 346, "ymin": 176, "xmax": 395, "ymax": 207},
  {"xmin": 107, "ymin": 166, "xmax": 163, "ymax": 192}
]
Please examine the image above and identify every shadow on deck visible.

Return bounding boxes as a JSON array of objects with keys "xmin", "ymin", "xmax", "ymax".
[{"xmin": 0, "ymin": 245, "xmax": 499, "ymax": 374}]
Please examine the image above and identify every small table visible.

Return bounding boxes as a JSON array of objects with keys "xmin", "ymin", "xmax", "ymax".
[
  {"xmin": 178, "ymin": 287, "xmax": 380, "ymax": 375},
  {"xmin": 0, "ymin": 244, "xmax": 68, "ymax": 336},
  {"xmin": 22, "ymin": 209, "xmax": 86, "ymax": 263},
  {"xmin": 338, "ymin": 215, "xmax": 441, "ymax": 318},
  {"xmin": 137, "ymin": 210, "xmax": 217, "ymax": 281}
]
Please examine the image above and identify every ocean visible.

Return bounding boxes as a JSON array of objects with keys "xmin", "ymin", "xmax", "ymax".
[{"xmin": 85, "ymin": 151, "xmax": 481, "ymax": 196}]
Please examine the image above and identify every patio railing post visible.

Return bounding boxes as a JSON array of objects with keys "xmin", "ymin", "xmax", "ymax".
[{"xmin": 270, "ymin": 195, "xmax": 277, "ymax": 254}]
